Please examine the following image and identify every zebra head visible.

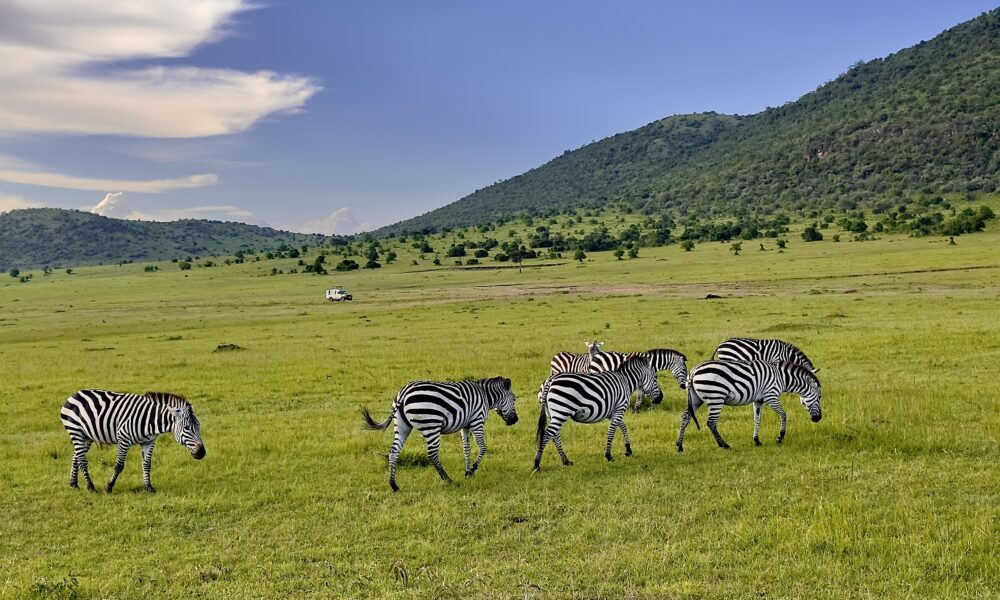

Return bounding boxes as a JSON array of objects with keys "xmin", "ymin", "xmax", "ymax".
[
  {"xmin": 622, "ymin": 356, "xmax": 664, "ymax": 404},
  {"xmin": 585, "ymin": 340, "xmax": 604, "ymax": 354},
  {"xmin": 168, "ymin": 405, "xmax": 206, "ymax": 459},
  {"xmin": 487, "ymin": 377, "xmax": 518, "ymax": 426},
  {"xmin": 784, "ymin": 363, "xmax": 822, "ymax": 423},
  {"xmin": 649, "ymin": 349, "xmax": 688, "ymax": 389}
]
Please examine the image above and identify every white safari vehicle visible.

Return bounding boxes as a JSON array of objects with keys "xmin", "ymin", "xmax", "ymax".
[{"xmin": 325, "ymin": 287, "xmax": 353, "ymax": 302}]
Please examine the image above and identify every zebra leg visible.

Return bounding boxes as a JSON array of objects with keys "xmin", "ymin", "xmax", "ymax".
[
  {"xmin": 706, "ymin": 404, "xmax": 730, "ymax": 449},
  {"xmin": 425, "ymin": 431, "xmax": 452, "ymax": 484},
  {"xmin": 461, "ymin": 428, "xmax": 472, "ymax": 477},
  {"xmin": 631, "ymin": 391, "xmax": 643, "ymax": 413},
  {"xmin": 605, "ymin": 411, "xmax": 624, "ymax": 461},
  {"xmin": 552, "ymin": 431, "xmax": 572, "ymax": 466},
  {"xmin": 469, "ymin": 426, "xmax": 487, "ymax": 476},
  {"xmin": 69, "ymin": 447, "xmax": 80, "ymax": 488},
  {"xmin": 753, "ymin": 402, "xmax": 763, "ymax": 446},
  {"xmin": 619, "ymin": 418, "xmax": 633, "ymax": 457},
  {"xmin": 534, "ymin": 414, "xmax": 569, "ymax": 471},
  {"xmin": 106, "ymin": 443, "xmax": 130, "ymax": 493},
  {"xmin": 141, "ymin": 442, "xmax": 156, "ymax": 493},
  {"xmin": 387, "ymin": 419, "xmax": 412, "ymax": 492},
  {"xmin": 676, "ymin": 390, "xmax": 704, "ymax": 453},
  {"xmin": 767, "ymin": 398, "xmax": 788, "ymax": 444},
  {"xmin": 73, "ymin": 439, "xmax": 96, "ymax": 492}
]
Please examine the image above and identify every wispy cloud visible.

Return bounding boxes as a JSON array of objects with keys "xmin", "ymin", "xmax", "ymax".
[
  {"xmin": 0, "ymin": 1, "xmax": 320, "ymax": 138},
  {"xmin": 0, "ymin": 192, "xmax": 38, "ymax": 213},
  {"xmin": 0, "ymin": 168, "xmax": 217, "ymax": 193},
  {"xmin": 301, "ymin": 207, "xmax": 371, "ymax": 236},
  {"xmin": 89, "ymin": 191, "xmax": 258, "ymax": 223}
]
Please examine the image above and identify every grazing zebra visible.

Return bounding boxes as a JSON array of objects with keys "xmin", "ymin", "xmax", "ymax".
[
  {"xmin": 362, "ymin": 377, "xmax": 518, "ymax": 492},
  {"xmin": 676, "ymin": 360, "xmax": 822, "ymax": 452},
  {"xmin": 534, "ymin": 356, "xmax": 662, "ymax": 470},
  {"xmin": 714, "ymin": 338, "xmax": 818, "ymax": 373},
  {"xmin": 60, "ymin": 390, "xmax": 206, "ymax": 493},
  {"xmin": 589, "ymin": 349, "xmax": 688, "ymax": 410},
  {"xmin": 549, "ymin": 340, "xmax": 604, "ymax": 375}
]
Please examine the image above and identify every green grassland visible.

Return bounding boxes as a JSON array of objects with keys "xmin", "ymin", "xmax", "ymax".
[{"xmin": 2, "ymin": 221, "xmax": 999, "ymax": 598}]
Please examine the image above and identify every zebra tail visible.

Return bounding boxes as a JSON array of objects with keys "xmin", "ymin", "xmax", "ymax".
[
  {"xmin": 361, "ymin": 405, "xmax": 394, "ymax": 431},
  {"xmin": 686, "ymin": 387, "xmax": 701, "ymax": 431},
  {"xmin": 535, "ymin": 403, "xmax": 548, "ymax": 446}
]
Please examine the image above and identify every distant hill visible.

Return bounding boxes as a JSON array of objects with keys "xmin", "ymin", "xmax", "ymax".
[
  {"xmin": 376, "ymin": 8, "xmax": 1000, "ymax": 235},
  {"xmin": 0, "ymin": 208, "xmax": 339, "ymax": 270}
]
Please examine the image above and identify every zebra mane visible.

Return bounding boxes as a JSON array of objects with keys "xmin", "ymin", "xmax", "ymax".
[
  {"xmin": 648, "ymin": 348, "xmax": 686, "ymax": 361},
  {"xmin": 144, "ymin": 391, "xmax": 192, "ymax": 408},
  {"xmin": 477, "ymin": 376, "xmax": 512, "ymax": 389},
  {"xmin": 780, "ymin": 362, "xmax": 820, "ymax": 386}
]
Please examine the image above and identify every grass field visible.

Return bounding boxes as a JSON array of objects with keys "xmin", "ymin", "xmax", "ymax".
[{"xmin": 2, "ymin": 226, "xmax": 999, "ymax": 599}]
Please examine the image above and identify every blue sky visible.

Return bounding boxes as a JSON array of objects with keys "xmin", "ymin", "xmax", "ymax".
[{"xmin": 0, "ymin": 1, "xmax": 995, "ymax": 234}]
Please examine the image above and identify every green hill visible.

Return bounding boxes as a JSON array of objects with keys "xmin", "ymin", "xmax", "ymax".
[
  {"xmin": 376, "ymin": 8, "xmax": 1000, "ymax": 235},
  {"xmin": 0, "ymin": 208, "xmax": 339, "ymax": 270}
]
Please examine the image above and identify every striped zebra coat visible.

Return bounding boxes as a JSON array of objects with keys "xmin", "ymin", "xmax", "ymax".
[
  {"xmin": 362, "ymin": 377, "xmax": 518, "ymax": 492},
  {"xmin": 714, "ymin": 338, "xmax": 818, "ymax": 373},
  {"xmin": 60, "ymin": 390, "xmax": 205, "ymax": 493},
  {"xmin": 677, "ymin": 360, "xmax": 822, "ymax": 452},
  {"xmin": 589, "ymin": 348, "xmax": 688, "ymax": 411},
  {"xmin": 534, "ymin": 356, "xmax": 662, "ymax": 470},
  {"xmin": 549, "ymin": 340, "xmax": 604, "ymax": 375}
]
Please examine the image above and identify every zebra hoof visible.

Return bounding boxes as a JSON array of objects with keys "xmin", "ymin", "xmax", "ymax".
[
  {"xmin": 562, "ymin": 460, "xmax": 573, "ymax": 467},
  {"xmin": 605, "ymin": 454, "xmax": 614, "ymax": 462},
  {"xmin": 719, "ymin": 444, "xmax": 731, "ymax": 450},
  {"xmin": 86, "ymin": 483, "xmax": 96, "ymax": 492},
  {"xmin": 676, "ymin": 443, "xmax": 684, "ymax": 453},
  {"xmin": 754, "ymin": 437, "xmax": 762, "ymax": 447},
  {"xmin": 144, "ymin": 484, "xmax": 156, "ymax": 493},
  {"xmin": 69, "ymin": 481, "xmax": 78, "ymax": 489},
  {"xmin": 624, "ymin": 446, "xmax": 633, "ymax": 457},
  {"xmin": 389, "ymin": 481, "xmax": 400, "ymax": 492},
  {"xmin": 777, "ymin": 435, "xmax": 785, "ymax": 445},
  {"xmin": 105, "ymin": 484, "xmax": 115, "ymax": 494},
  {"xmin": 465, "ymin": 469, "xmax": 474, "ymax": 478}
]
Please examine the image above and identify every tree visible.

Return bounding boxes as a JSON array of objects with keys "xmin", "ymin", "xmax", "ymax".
[
  {"xmin": 366, "ymin": 245, "xmax": 380, "ymax": 262},
  {"xmin": 335, "ymin": 259, "xmax": 359, "ymax": 272},
  {"xmin": 681, "ymin": 240, "xmax": 695, "ymax": 252},
  {"xmin": 730, "ymin": 242, "xmax": 742, "ymax": 256},
  {"xmin": 8, "ymin": 268, "xmax": 19, "ymax": 278},
  {"xmin": 613, "ymin": 248, "xmax": 625, "ymax": 261},
  {"xmin": 574, "ymin": 249, "xmax": 586, "ymax": 262},
  {"xmin": 801, "ymin": 224, "xmax": 823, "ymax": 242},
  {"xmin": 178, "ymin": 261, "xmax": 192, "ymax": 270},
  {"xmin": 509, "ymin": 246, "xmax": 526, "ymax": 272},
  {"xmin": 65, "ymin": 268, "xmax": 73, "ymax": 275},
  {"xmin": 628, "ymin": 246, "xmax": 639, "ymax": 259},
  {"xmin": 386, "ymin": 251, "xmax": 397, "ymax": 263},
  {"xmin": 776, "ymin": 239, "xmax": 788, "ymax": 249},
  {"xmin": 365, "ymin": 259, "xmax": 381, "ymax": 269}
]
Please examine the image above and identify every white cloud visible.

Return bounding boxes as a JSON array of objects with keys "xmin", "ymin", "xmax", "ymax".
[
  {"xmin": 0, "ymin": 168, "xmax": 217, "ymax": 193},
  {"xmin": 301, "ymin": 207, "xmax": 372, "ymax": 236},
  {"xmin": 90, "ymin": 191, "xmax": 258, "ymax": 223},
  {"xmin": 0, "ymin": 1, "xmax": 320, "ymax": 138},
  {"xmin": 0, "ymin": 192, "xmax": 38, "ymax": 213}
]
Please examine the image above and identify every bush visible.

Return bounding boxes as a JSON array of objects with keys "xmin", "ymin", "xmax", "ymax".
[
  {"xmin": 681, "ymin": 240, "xmax": 695, "ymax": 252},
  {"xmin": 8, "ymin": 268, "xmax": 19, "ymax": 277},
  {"xmin": 466, "ymin": 258, "xmax": 479, "ymax": 265},
  {"xmin": 178, "ymin": 261, "xmax": 192, "ymax": 270},
  {"xmin": 143, "ymin": 265, "xmax": 158, "ymax": 272},
  {"xmin": 474, "ymin": 248, "xmax": 489, "ymax": 258},
  {"xmin": 801, "ymin": 224, "xmax": 823, "ymax": 242},
  {"xmin": 335, "ymin": 259, "xmax": 359, "ymax": 272},
  {"xmin": 574, "ymin": 249, "xmax": 586, "ymax": 262}
]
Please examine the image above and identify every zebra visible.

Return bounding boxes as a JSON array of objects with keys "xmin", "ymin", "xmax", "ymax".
[
  {"xmin": 534, "ymin": 355, "xmax": 662, "ymax": 471},
  {"xmin": 676, "ymin": 360, "xmax": 822, "ymax": 452},
  {"xmin": 60, "ymin": 390, "xmax": 206, "ymax": 493},
  {"xmin": 714, "ymin": 338, "xmax": 819, "ymax": 373},
  {"xmin": 549, "ymin": 340, "xmax": 604, "ymax": 375},
  {"xmin": 589, "ymin": 348, "xmax": 688, "ymax": 411},
  {"xmin": 361, "ymin": 376, "xmax": 518, "ymax": 492}
]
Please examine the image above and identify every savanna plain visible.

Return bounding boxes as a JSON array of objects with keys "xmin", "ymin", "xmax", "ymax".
[{"xmin": 2, "ymin": 225, "xmax": 999, "ymax": 599}]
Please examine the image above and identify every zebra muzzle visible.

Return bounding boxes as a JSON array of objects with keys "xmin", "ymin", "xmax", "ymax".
[{"xmin": 192, "ymin": 445, "xmax": 206, "ymax": 460}]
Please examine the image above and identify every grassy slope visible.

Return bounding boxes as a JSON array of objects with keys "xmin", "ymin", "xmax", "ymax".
[{"xmin": 1, "ymin": 225, "xmax": 999, "ymax": 598}]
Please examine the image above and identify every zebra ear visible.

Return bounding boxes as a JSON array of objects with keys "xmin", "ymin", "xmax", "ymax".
[
  {"xmin": 503, "ymin": 377, "xmax": 512, "ymax": 389},
  {"xmin": 812, "ymin": 368, "xmax": 821, "ymax": 374}
]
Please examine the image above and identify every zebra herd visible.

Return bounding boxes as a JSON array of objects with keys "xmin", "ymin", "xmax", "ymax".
[
  {"xmin": 361, "ymin": 337, "xmax": 823, "ymax": 491},
  {"xmin": 57, "ymin": 338, "xmax": 821, "ymax": 493}
]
